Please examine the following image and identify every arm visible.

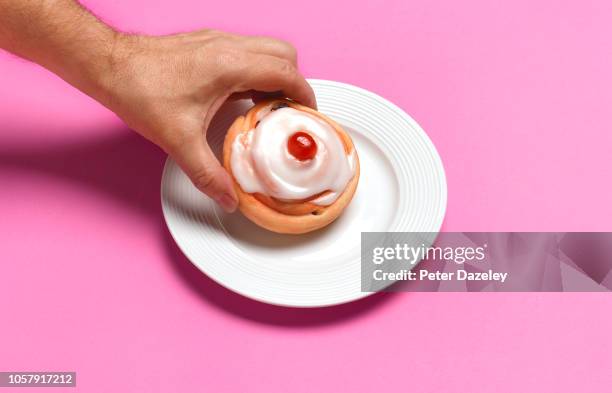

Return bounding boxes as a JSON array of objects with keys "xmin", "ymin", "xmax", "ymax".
[
  {"xmin": 0, "ymin": 0, "xmax": 316, "ymax": 212},
  {"xmin": 0, "ymin": 0, "xmax": 116, "ymax": 98}
]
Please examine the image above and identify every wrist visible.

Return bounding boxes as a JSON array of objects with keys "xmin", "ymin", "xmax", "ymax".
[
  {"xmin": 81, "ymin": 30, "xmax": 132, "ymax": 109},
  {"xmin": 41, "ymin": 12, "xmax": 135, "ymax": 112},
  {"xmin": 84, "ymin": 32, "xmax": 158, "ymax": 115},
  {"xmin": 57, "ymin": 25, "xmax": 125, "ymax": 106}
]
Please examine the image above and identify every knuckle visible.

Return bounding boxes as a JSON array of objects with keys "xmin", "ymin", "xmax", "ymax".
[
  {"xmin": 278, "ymin": 41, "xmax": 298, "ymax": 61},
  {"xmin": 277, "ymin": 59, "xmax": 296, "ymax": 77},
  {"xmin": 163, "ymin": 121, "xmax": 199, "ymax": 153},
  {"xmin": 207, "ymin": 34, "xmax": 231, "ymax": 46},
  {"xmin": 217, "ymin": 49, "xmax": 243, "ymax": 66},
  {"xmin": 192, "ymin": 168, "xmax": 216, "ymax": 192},
  {"xmin": 164, "ymin": 134, "xmax": 188, "ymax": 154},
  {"xmin": 217, "ymin": 51, "xmax": 247, "ymax": 86},
  {"xmin": 196, "ymin": 28, "xmax": 221, "ymax": 36}
]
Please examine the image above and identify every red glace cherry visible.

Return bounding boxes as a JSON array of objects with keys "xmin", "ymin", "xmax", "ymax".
[{"xmin": 287, "ymin": 131, "xmax": 317, "ymax": 161}]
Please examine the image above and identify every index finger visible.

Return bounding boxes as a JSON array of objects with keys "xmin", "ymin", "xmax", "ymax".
[{"xmin": 234, "ymin": 54, "xmax": 317, "ymax": 109}]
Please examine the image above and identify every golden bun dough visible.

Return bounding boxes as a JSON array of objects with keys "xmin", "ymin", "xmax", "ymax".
[{"xmin": 223, "ymin": 99, "xmax": 360, "ymax": 234}]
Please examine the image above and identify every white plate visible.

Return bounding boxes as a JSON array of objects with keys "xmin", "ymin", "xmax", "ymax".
[{"xmin": 161, "ymin": 79, "xmax": 447, "ymax": 307}]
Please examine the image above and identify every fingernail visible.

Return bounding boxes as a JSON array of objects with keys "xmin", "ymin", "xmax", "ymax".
[{"xmin": 217, "ymin": 193, "xmax": 238, "ymax": 213}]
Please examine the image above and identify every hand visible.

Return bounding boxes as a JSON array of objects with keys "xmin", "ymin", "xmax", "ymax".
[
  {"xmin": 100, "ymin": 30, "xmax": 316, "ymax": 212},
  {"xmin": 0, "ymin": 0, "xmax": 316, "ymax": 212}
]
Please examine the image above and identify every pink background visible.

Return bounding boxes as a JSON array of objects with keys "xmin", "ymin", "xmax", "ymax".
[{"xmin": 1, "ymin": 0, "xmax": 612, "ymax": 391}]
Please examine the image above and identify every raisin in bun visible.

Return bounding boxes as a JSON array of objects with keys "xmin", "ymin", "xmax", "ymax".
[{"xmin": 223, "ymin": 99, "xmax": 359, "ymax": 234}]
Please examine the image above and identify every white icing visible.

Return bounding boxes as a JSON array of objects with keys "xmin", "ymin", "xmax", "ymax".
[{"xmin": 231, "ymin": 107, "xmax": 356, "ymax": 206}]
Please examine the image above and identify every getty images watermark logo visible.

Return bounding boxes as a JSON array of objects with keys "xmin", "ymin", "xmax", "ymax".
[
  {"xmin": 361, "ymin": 232, "xmax": 514, "ymax": 292},
  {"xmin": 362, "ymin": 232, "xmax": 612, "ymax": 292},
  {"xmin": 373, "ymin": 242, "xmax": 487, "ymax": 264},
  {"xmin": 370, "ymin": 241, "xmax": 498, "ymax": 283}
]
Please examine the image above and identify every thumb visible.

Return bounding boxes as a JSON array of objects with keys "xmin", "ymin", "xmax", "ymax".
[{"xmin": 172, "ymin": 139, "xmax": 238, "ymax": 213}]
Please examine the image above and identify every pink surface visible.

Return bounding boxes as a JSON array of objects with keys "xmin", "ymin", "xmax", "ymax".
[{"xmin": 1, "ymin": 0, "xmax": 612, "ymax": 391}]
